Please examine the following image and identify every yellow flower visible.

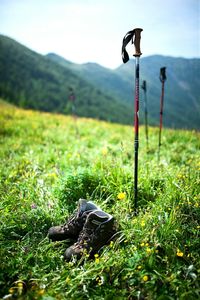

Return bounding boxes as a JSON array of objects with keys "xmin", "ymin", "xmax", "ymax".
[
  {"xmin": 146, "ymin": 248, "xmax": 151, "ymax": 253},
  {"xmin": 101, "ymin": 147, "xmax": 108, "ymax": 155},
  {"xmin": 117, "ymin": 192, "xmax": 126, "ymax": 200},
  {"xmin": 140, "ymin": 242, "xmax": 145, "ymax": 247},
  {"xmin": 17, "ymin": 282, "xmax": 23, "ymax": 288},
  {"xmin": 143, "ymin": 275, "xmax": 149, "ymax": 282},
  {"xmin": 9, "ymin": 288, "xmax": 15, "ymax": 294},
  {"xmin": 38, "ymin": 289, "xmax": 45, "ymax": 296},
  {"xmin": 176, "ymin": 249, "xmax": 184, "ymax": 257},
  {"xmin": 51, "ymin": 172, "xmax": 57, "ymax": 177},
  {"xmin": 137, "ymin": 265, "xmax": 142, "ymax": 270},
  {"xmin": 109, "ymin": 241, "xmax": 114, "ymax": 248},
  {"xmin": 94, "ymin": 253, "xmax": 100, "ymax": 263},
  {"xmin": 141, "ymin": 221, "xmax": 145, "ymax": 227},
  {"xmin": 66, "ymin": 277, "xmax": 70, "ymax": 284}
]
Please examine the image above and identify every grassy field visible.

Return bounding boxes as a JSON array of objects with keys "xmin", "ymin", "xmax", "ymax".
[{"xmin": 0, "ymin": 99, "xmax": 200, "ymax": 300}]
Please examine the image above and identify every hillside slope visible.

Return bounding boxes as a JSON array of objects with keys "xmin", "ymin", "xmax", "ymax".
[
  {"xmin": 48, "ymin": 53, "xmax": 200, "ymax": 129},
  {"xmin": 0, "ymin": 35, "xmax": 132, "ymax": 125},
  {"xmin": 1, "ymin": 102, "xmax": 200, "ymax": 299},
  {"xmin": 0, "ymin": 34, "xmax": 199, "ymax": 129},
  {"xmin": 117, "ymin": 56, "xmax": 200, "ymax": 128}
]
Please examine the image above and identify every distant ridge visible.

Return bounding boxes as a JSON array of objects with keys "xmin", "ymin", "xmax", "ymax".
[
  {"xmin": 47, "ymin": 53, "xmax": 200, "ymax": 129},
  {"xmin": 0, "ymin": 34, "xmax": 199, "ymax": 129},
  {"xmin": 0, "ymin": 34, "xmax": 132, "ymax": 125}
]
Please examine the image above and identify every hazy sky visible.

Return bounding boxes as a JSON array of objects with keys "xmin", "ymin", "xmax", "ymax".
[{"xmin": 0, "ymin": 0, "xmax": 199, "ymax": 68}]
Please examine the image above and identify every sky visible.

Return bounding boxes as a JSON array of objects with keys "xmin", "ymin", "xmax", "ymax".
[{"xmin": 0, "ymin": 0, "xmax": 199, "ymax": 69}]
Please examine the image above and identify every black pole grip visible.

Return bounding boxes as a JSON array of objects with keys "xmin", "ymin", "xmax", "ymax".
[
  {"xmin": 160, "ymin": 67, "xmax": 167, "ymax": 82},
  {"xmin": 141, "ymin": 80, "xmax": 146, "ymax": 92}
]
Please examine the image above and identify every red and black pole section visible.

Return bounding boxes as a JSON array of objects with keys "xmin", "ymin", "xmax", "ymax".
[
  {"xmin": 122, "ymin": 28, "xmax": 143, "ymax": 213},
  {"xmin": 141, "ymin": 80, "xmax": 148, "ymax": 151},
  {"xmin": 158, "ymin": 67, "xmax": 167, "ymax": 161}
]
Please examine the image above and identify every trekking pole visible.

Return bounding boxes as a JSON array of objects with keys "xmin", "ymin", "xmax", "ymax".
[
  {"xmin": 69, "ymin": 87, "xmax": 79, "ymax": 135},
  {"xmin": 122, "ymin": 28, "xmax": 143, "ymax": 213},
  {"xmin": 158, "ymin": 67, "xmax": 167, "ymax": 161},
  {"xmin": 141, "ymin": 80, "xmax": 148, "ymax": 151},
  {"xmin": 69, "ymin": 87, "xmax": 76, "ymax": 117}
]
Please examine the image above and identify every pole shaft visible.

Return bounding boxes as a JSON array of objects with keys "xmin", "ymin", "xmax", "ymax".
[
  {"xmin": 144, "ymin": 90, "xmax": 148, "ymax": 149},
  {"xmin": 134, "ymin": 57, "xmax": 140, "ymax": 212},
  {"xmin": 158, "ymin": 81, "xmax": 165, "ymax": 156}
]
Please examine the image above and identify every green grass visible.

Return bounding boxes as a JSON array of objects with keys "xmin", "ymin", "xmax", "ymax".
[{"xmin": 0, "ymin": 99, "xmax": 200, "ymax": 300}]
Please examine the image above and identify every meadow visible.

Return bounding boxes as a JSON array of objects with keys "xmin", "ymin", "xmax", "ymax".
[{"xmin": 0, "ymin": 99, "xmax": 199, "ymax": 299}]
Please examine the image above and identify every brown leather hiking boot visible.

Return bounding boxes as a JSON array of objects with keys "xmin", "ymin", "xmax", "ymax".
[
  {"xmin": 64, "ymin": 210, "xmax": 117, "ymax": 261},
  {"xmin": 48, "ymin": 199, "xmax": 99, "ymax": 241}
]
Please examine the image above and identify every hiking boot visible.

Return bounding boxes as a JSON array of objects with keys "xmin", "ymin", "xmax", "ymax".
[
  {"xmin": 64, "ymin": 209, "xmax": 117, "ymax": 261},
  {"xmin": 48, "ymin": 199, "xmax": 99, "ymax": 241}
]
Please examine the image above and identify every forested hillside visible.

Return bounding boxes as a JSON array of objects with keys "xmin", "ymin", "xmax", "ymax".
[
  {"xmin": 0, "ymin": 35, "xmax": 132, "ymax": 125},
  {"xmin": 48, "ymin": 53, "xmax": 200, "ymax": 129},
  {"xmin": 0, "ymin": 34, "xmax": 199, "ymax": 129}
]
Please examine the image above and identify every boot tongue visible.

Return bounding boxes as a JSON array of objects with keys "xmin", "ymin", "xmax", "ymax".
[
  {"xmin": 78, "ymin": 199, "xmax": 98, "ymax": 215},
  {"xmin": 78, "ymin": 199, "xmax": 88, "ymax": 215},
  {"xmin": 85, "ymin": 210, "xmax": 110, "ymax": 230},
  {"xmin": 85, "ymin": 201, "xmax": 99, "ymax": 211}
]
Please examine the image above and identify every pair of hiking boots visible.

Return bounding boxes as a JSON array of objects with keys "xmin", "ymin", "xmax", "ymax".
[{"xmin": 48, "ymin": 199, "xmax": 117, "ymax": 261}]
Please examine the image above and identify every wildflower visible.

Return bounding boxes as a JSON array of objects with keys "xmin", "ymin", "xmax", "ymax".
[
  {"xmin": 176, "ymin": 249, "xmax": 184, "ymax": 257},
  {"xmin": 31, "ymin": 203, "xmax": 37, "ymax": 209},
  {"xmin": 137, "ymin": 265, "xmax": 142, "ymax": 270},
  {"xmin": 117, "ymin": 192, "xmax": 126, "ymax": 200},
  {"xmin": 48, "ymin": 172, "xmax": 57, "ymax": 178},
  {"xmin": 109, "ymin": 241, "xmax": 114, "ymax": 248},
  {"xmin": 47, "ymin": 202, "xmax": 53, "ymax": 209},
  {"xmin": 96, "ymin": 276, "xmax": 103, "ymax": 286},
  {"xmin": 146, "ymin": 248, "xmax": 151, "ymax": 253},
  {"xmin": 94, "ymin": 253, "xmax": 100, "ymax": 263},
  {"xmin": 141, "ymin": 221, "xmax": 145, "ymax": 227},
  {"xmin": 17, "ymin": 282, "xmax": 23, "ymax": 295},
  {"xmin": 143, "ymin": 275, "xmax": 149, "ymax": 282},
  {"xmin": 9, "ymin": 288, "xmax": 15, "ymax": 294},
  {"xmin": 37, "ymin": 289, "xmax": 45, "ymax": 296},
  {"xmin": 101, "ymin": 148, "xmax": 108, "ymax": 156},
  {"xmin": 140, "ymin": 242, "xmax": 145, "ymax": 247},
  {"xmin": 65, "ymin": 277, "xmax": 70, "ymax": 284}
]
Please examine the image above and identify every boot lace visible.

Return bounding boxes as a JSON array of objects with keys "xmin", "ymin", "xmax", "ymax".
[
  {"xmin": 62, "ymin": 212, "xmax": 80, "ymax": 231},
  {"xmin": 75, "ymin": 228, "xmax": 94, "ymax": 249}
]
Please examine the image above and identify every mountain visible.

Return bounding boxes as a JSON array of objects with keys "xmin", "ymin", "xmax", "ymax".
[
  {"xmin": 0, "ymin": 35, "xmax": 132, "ymax": 125},
  {"xmin": 0, "ymin": 34, "xmax": 199, "ymax": 129},
  {"xmin": 117, "ymin": 56, "xmax": 200, "ymax": 128},
  {"xmin": 47, "ymin": 53, "xmax": 132, "ymax": 104},
  {"xmin": 47, "ymin": 53, "xmax": 200, "ymax": 130}
]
